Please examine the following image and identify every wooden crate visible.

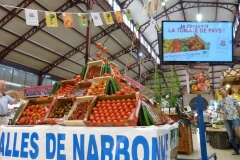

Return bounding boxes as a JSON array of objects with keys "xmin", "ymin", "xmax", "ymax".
[
  {"xmin": 71, "ymin": 81, "xmax": 92, "ymax": 96},
  {"xmin": 63, "ymin": 96, "xmax": 95, "ymax": 126},
  {"xmin": 84, "ymin": 60, "xmax": 105, "ymax": 80},
  {"xmin": 141, "ymin": 100, "xmax": 164, "ymax": 125},
  {"xmin": 87, "ymin": 76, "xmax": 111, "ymax": 95},
  {"xmin": 44, "ymin": 97, "xmax": 75, "ymax": 124},
  {"xmin": 83, "ymin": 92, "xmax": 141, "ymax": 127},
  {"xmin": 15, "ymin": 98, "xmax": 54, "ymax": 125}
]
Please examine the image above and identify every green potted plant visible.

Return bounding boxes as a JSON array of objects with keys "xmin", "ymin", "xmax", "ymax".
[{"xmin": 145, "ymin": 65, "xmax": 181, "ymax": 112}]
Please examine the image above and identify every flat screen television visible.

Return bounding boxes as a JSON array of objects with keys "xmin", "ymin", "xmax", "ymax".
[{"xmin": 159, "ymin": 21, "xmax": 233, "ymax": 65}]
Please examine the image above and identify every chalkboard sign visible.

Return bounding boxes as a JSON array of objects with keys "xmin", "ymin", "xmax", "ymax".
[{"xmin": 189, "ymin": 97, "xmax": 208, "ymax": 111}]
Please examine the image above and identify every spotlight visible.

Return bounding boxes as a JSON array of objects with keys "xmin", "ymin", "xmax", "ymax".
[
  {"xmin": 139, "ymin": 52, "xmax": 143, "ymax": 57},
  {"xmin": 196, "ymin": 14, "xmax": 202, "ymax": 22}
]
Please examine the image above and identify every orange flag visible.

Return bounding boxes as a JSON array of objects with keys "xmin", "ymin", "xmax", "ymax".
[
  {"xmin": 115, "ymin": 11, "xmax": 123, "ymax": 23},
  {"xmin": 62, "ymin": 13, "xmax": 74, "ymax": 28}
]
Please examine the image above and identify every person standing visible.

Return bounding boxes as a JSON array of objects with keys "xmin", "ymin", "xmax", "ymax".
[
  {"xmin": 0, "ymin": 80, "xmax": 19, "ymax": 125},
  {"xmin": 216, "ymin": 87, "xmax": 240, "ymax": 155}
]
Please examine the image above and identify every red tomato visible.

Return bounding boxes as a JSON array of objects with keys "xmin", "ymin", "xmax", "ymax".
[
  {"xmin": 95, "ymin": 51, "xmax": 101, "ymax": 57},
  {"xmin": 96, "ymin": 43, "xmax": 102, "ymax": 49},
  {"xmin": 102, "ymin": 47, "xmax": 108, "ymax": 53},
  {"xmin": 102, "ymin": 57, "xmax": 108, "ymax": 62}
]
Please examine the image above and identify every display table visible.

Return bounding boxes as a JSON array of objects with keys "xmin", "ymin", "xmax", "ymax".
[
  {"xmin": 206, "ymin": 127, "xmax": 230, "ymax": 149},
  {"xmin": 0, "ymin": 123, "xmax": 178, "ymax": 160}
]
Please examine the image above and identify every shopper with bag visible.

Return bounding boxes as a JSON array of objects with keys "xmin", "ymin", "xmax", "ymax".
[
  {"xmin": 0, "ymin": 80, "xmax": 19, "ymax": 125},
  {"xmin": 216, "ymin": 87, "xmax": 240, "ymax": 155}
]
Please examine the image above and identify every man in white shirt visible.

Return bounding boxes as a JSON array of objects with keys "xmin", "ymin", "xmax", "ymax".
[{"xmin": 0, "ymin": 80, "xmax": 19, "ymax": 125}]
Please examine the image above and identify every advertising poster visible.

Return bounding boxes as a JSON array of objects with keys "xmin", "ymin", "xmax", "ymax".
[
  {"xmin": 188, "ymin": 63, "xmax": 210, "ymax": 94},
  {"xmin": 162, "ymin": 21, "xmax": 232, "ymax": 62}
]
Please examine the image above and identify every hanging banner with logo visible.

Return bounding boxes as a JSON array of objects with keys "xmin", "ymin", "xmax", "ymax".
[
  {"xmin": 0, "ymin": 124, "xmax": 178, "ymax": 160},
  {"xmin": 25, "ymin": 9, "xmax": 39, "ymax": 26},
  {"xmin": 78, "ymin": 13, "xmax": 88, "ymax": 27},
  {"xmin": 188, "ymin": 63, "xmax": 210, "ymax": 94},
  {"xmin": 45, "ymin": 12, "xmax": 58, "ymax": 27},
  {"xmin": 125, "ymin": 9, "xmax": 132, "ymax": 20},
  {"xmin": 62, "ymin": 13, "xmax": 74, "ymax": 28},
  {"xmin": 115, "ymin": 11, "xmax": 123, "ymax": 23},
  {"xmin": 103, "ymin": 12, "xmax": 114, "ymax": 25},
  {"xmin": 91, "ymin": 13, "xmax": 103, "ymax": 26}
]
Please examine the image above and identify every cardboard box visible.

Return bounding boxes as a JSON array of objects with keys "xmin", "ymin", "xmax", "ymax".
[
  {"xmin": 63, "ymin": 96, "xmax": 95, "ymax": 126},
  {"xmin": 15, "ymin": 98, "xmax": 54, "ymax": 125},
  {"xmin": 84, "ymin": 60, "xmax": 105, "ymax": 80},
  {"xmin": 83, "ymin": 92, "xmax": 141, "ymax": 127}
]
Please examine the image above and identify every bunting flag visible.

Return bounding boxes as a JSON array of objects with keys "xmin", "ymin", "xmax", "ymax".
[
  {"xmin": 147, "ymin": 1, "xmax": 151, "ymax": 13},
  {"xmin": 135, "ymin": 22, "xmax": 140, "ymax": 31},
  {"xmin": 62, "ymin": 13, "xmax": 74, "ymax": 28},
  {"xmin": 150, "ymin": 17, "xmax": 156, "ymax": 28},
  {"xmin": 91, "ymin": 13, "xmax": 103, "ymax": 26},
  {"xmin": 143, "ymin": 3, "xmax": 147, "ymax": 14},
  {"xmin": 103, "ymin": 12, "xmax": 114, "ymax": 25},
  {"xmin": 153, "ymin": 0, "xmax": 158, "ymax": 11},
  {"xmin": 125, "ymin": 9, "xmax": 132, "ymax": 20},
  {"xmin": 159, "ymin": 0, "xmax": 165, "ymax": 6},
  {"xmin": 115, "ymin": 11, "xmax": 123, "ymax": 23},
  {"xmin": 157, "ymin": 25, "xmax": 162, "ymax": 31},
  {"xmin": 25, "ymin": 9, "xmax": 39, "ymax": 26},
  {"xmin": 78, "ymin": 13, "xmax": 88, "ymax": 27},
  {"xmin": 45, "ymin": 12, "xmax": 58, "ymax": 27}
]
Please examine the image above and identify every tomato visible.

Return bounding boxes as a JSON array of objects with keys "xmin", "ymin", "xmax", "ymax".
[
  {"xmin": 95, "ymin": 51, "xmax": 101, "ymax": 57},
  {"xmin": 102, "ymin": 47, "xmax": 108, "ymax": 53},
  {"xmin": 96, "ymin": 43, "xmax": 102, "ymax": 49},
  {"xmin": 102, "ymin": 57, "xmax": 108, "ymax": 62},
  {"xmin": 76, "ymin": 75, "xmax": 81, "ymax": 80},
  {"xmin": 120, "ymin": 89, "xmax": 126, "ymax": 95}
]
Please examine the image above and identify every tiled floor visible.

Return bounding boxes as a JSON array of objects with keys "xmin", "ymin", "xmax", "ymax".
[{"xmin": 177, "ymin": 130, "xmax": 240, "ymax": 160}]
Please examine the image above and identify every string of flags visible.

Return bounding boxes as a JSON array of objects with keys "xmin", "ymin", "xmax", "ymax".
[{"xmin": 1, "ymin": 0, "xmax": 168, "ymax": 30}]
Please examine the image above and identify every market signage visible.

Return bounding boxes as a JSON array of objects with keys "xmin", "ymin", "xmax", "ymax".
[
  {"xmin": 24, "ymin": 85, "xmax": 53, "ymax": 97},
  {"xmin": 0, "ymin": 125, "xmax": 178, "ymax": 160}
]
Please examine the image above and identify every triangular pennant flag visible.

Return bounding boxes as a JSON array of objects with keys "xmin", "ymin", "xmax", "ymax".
[
  {"xmin": 153, "ymin": 0, "xmax": 158, "ymax": 11},
  {"xmin": 45, "ymin": 12, "xmax": 58, "ymax": 27},
  {"xmin": 78, "ymin": 13, "xmax": 88, "ymax": 27},
  {"xmin": 103, "ymin": 12, "xmax": 114, "ymax": 25},
  {"xmin": 125, "ymin": 9, "xmax": 132, "ymax": 20},
  {"xmin": 150, "ymin": 17, "xmax": 156, "ymax": 28},
  {"xmin": 91, "ymin": 13, "xmax": 103, "ymax": 26},
  {"xmin": 157, "ymin": 24, "xmax": 162, "ymax": 31},
  {"xmin": 159, "ymin": 0, "xmax": 165, "ymax": 6},
  {"xmin": 62, "ymin": 13, "xmax": 74, "ymax": 28},
  {"xmin": 135, "ymin": 22, "xmax": 140, "ymax": 31},
  {"xmin": 147, "ymin": 1, "xmax": 151, "ymax": 13},
  {"xmin": 143, "ymin": 3, "xmax": 147, "ymax": 14},
  {"xmin": 115, "ymin": 11, "xmax": 123, "ymax": 23},
  {"xmin": 25, "ymin": 9, "xmax": 38, "ymax": 26}
]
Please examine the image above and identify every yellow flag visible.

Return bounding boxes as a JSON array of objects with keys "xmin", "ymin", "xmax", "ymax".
[
  {"xmin": 45, "ymin": 12, "xmax": 58, "ymax": 27},
  {"xmin": 147, "ymin": 1, "xmax": 151, "ymax": 13},
  {"xmin": 115, "ymin": 11, "xmax": 123, "ymax": 23},
  {"xmin": 103, "ymin": 12, "xmax": 114, "ymax": 25},
  {"xmin": 62, "ymin": 13, "xmax": 74, "ymax": 28}
]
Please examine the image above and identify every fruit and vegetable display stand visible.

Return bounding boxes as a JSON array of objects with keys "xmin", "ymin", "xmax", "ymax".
[{"xmin": 2, "ymin": 60, "xmax": 179, "ymax": 160}]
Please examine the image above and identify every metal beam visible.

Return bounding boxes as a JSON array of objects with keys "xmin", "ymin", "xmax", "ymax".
[
  {"xmin": 0, "ymin": 0, "xmax": 35, "ymax": 29},
  {"xmin": 139, "ymin": 1, "xmax": 238, "ymax": 33},
  {"xmin": 40, "ymin": 24, "xmax": 120, "ymax": 75},
  {"xmin": 0, "ymin": 0, "xmax": 81, "ymax": 62},
  {"xmin": 120, "ymin": 0, "xmax": 134, "ymax": 8},
  {"xmin": 180, "ymin": 0, "xmax": 186, "ymax": 21}
]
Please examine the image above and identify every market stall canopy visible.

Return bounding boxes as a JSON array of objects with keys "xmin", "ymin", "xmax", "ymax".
[{"xmin": 0, "ymin": 0, "xmax": 239, "ymax": 95}]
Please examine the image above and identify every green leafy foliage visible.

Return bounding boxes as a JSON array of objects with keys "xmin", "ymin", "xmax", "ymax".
[{"xmin": 146, "ymin": 65, "xmax": 181, "ymax": 107}]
